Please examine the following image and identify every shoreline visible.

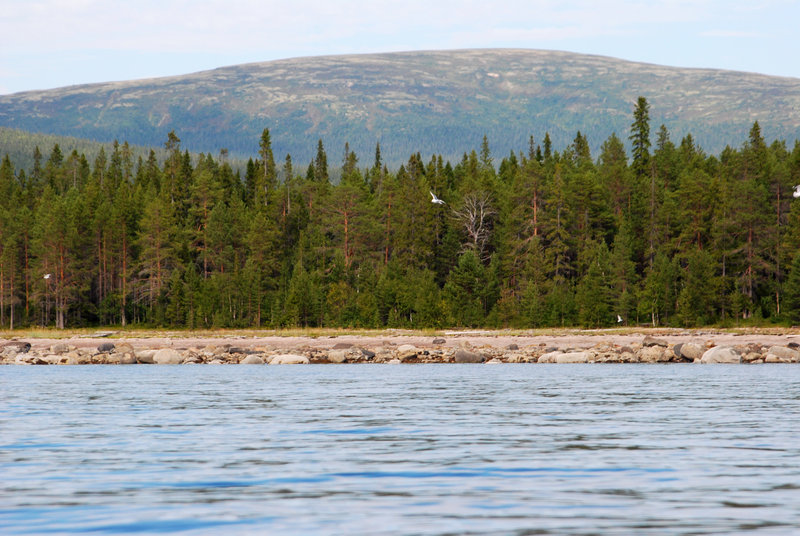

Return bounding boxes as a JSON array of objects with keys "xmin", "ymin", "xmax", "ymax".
[{"xmin": 3, "ymin": 328, "xmax": 800, "ymax": 365}]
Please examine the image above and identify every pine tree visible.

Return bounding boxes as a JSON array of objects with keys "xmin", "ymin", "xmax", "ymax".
[{"xmin": 629, "ymin": 96, "xmax": 651, "ymax": 179}]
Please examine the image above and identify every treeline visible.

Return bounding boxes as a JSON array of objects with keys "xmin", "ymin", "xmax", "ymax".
[{"xmin": 2, "ymin": 97, "xmax": 800, "ymax": 330}]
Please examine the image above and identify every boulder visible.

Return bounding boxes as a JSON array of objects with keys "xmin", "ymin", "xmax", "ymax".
[
  {"xmin": 485, "ymin": 358, "xmax": 503, "ymax": 364},
  {"xmin": 454, "ymin": 349, "xmax": 485, "ymax": 363},
  {"xmin": 643, "ymin": 335, "xmax": 668, "ymax": 347},
  {"xmin": 537, "ymin": 351, "xmax": 563, "ymax": 363},
  {"xmin": 679, "ymin": 342, "xmax": 705, "ymax": 361},
  {"xmin": 3, "ymin": 341, "xmax": 31, "ymax": 354},
  {"xmin": 269, "ymin": 354, "xmax": 310, "ymax": 365},
  {"xmin": 97, "ymin": 342, "xmax": 115, "ymax": 353},
  {"xmin": 327, "ymin": 350, "xmax": 348, "ymax": 363},
  {"xmin": 136, "ymin": 349, "xmax": 156, "ymax": 364},
  {"xmin": 741, "ymin": 352, "xmax": 763, "ymax": 364},
  {"xmin": 115, "ymin": 343, "xmax": 135, "ymax": 355},
  {"xmin": 239, "ymin": 355, "xmax": 265, "ymax": 365},
  {"xmin": 50, "ymin": 343, "xmax": 70, "ymax": 354},
  {"xmin": 396, "ymin": 344, "xmax": 418, "ymax": 361},
  {"xmin": 594, "ymin": 352, "xmax": 621, "ymax": 363},
  {"xmin": 103, "ymin": 353, "xmax": 121, "ymax": 364},
  {"xmin": 360, "ymin": 348, "xmax": 376, "ymax": 360},
  {"xmin": 765, "ymin": 346, "xmax": 800, "ymax": 362},
  {"xmin": 555, "ymin": 351, "xmax": 591, "ymax": 363},
  {"xmin": 16, "ymin": 354, "xmax": 48, "ymax": 365},
  {"xmin": 332, "ymin": 342, "xmax": 352, "ymax": 349},
  {"xmin": 506, "ymin": 343, "xmax": 519, "ymax": 351},
  {"xmin": 638, "ymin": 346, "xmax": 670, "ymax": 363},
  {"xmin": 118, "ymin": 353, "xmax": 137, "ymax": 365},
  {"xmin": 385, "ymin": 358, "xmax": 402, "ymax": 364},
  {"xmin": 153, "ymin": 348, "xmax": 183, "ymax": 364},
  {"xmin": 672, "ymin": 343, "xmax": 684, "ymax": 358},
  {"xmin": 700, "ymin": 346, "xmax": 741, "ymax": 364},
  {"xmin": 432, "ymin": 338, "xmax": 446, "ymax": 345}
]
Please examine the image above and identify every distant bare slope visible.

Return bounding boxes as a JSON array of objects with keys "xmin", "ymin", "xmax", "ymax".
[{"xmin": 2, "ymin": 49, "xmax": 799, "ymax": 166}]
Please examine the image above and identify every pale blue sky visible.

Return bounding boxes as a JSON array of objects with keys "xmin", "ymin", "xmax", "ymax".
[{"xmin": 1, "ymin": 0, "xmax": 799, "ymax": 95}]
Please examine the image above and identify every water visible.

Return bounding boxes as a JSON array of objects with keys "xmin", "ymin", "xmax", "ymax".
[{"xmin": 2, "ymin": 364, "xmax": 800, "ymax": 535}]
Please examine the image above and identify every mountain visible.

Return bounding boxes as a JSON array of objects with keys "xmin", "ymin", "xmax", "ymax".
[{"xmin": 1, "ymin": 49, "xmax": 799, "ymax": 168}]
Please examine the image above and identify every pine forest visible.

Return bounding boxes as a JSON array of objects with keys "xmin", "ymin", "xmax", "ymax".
[{"xmin": 2, "ymin": 97, "xmax": 800, "ymax": 330}]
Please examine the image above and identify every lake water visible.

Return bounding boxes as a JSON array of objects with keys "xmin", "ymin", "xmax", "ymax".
[{"xmin": 2, "ymin": 364, "xmax": 800, "ymax": 535}]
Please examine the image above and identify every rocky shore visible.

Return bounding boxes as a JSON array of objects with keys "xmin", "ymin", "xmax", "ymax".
[{"xmin": 3, "ymin": 332, "xmax": 800, "ymax": 365}]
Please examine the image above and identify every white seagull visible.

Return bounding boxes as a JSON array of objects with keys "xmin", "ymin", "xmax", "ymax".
[
  {"xmin": 793, "ymin": 185, "xmax": 800, "ymax": 198},
  {"xmin": 430, "ymin": 191, "xmax": 446, "ymax": 205},
  {"xmin": 43, "ymin": 274, "xmax": 51, "ymax": 280},
  {"xmin": 617, "ymin": 315, "xmax": 623, "ymax": 323}
]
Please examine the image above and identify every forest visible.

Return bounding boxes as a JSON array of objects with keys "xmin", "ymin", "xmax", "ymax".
[{"xmin": 1, "ymin": 97, "xmax": 800, "ymax": 330}]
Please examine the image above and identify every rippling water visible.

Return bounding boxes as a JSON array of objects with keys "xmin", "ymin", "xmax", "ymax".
[{"xmin": 2, "ymin": 364, "xmax": 800, "ymax": 535}]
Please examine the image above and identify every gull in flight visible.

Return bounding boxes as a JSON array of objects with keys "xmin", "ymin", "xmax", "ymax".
[
  {"xmin": 430, "ymin": 191, "xmax": 446, "ymax": 205},
  {"xmin": 793, "ymin": 185, "xmax": 800, "ymax": 198},
  {"xmin": 617, "ymin": 315, "xmax": 623, "ymax": 323},
  {"xmin": 43, "ymin": 274, "xmax": 51, "ymax": 280}
]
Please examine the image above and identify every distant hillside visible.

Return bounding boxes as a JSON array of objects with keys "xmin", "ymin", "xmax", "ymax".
[
  {"xmin": 1, "ymin": 49, "xmax": 799, "ymax": 167},
  {"xmin": 0, "ymin": 127, "xmax": 169, "ymax": 173}
]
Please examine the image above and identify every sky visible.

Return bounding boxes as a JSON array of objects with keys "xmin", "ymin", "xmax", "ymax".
[{"xmin": 1, "ymin": 0, "xmax": 799, "ymax": 95}]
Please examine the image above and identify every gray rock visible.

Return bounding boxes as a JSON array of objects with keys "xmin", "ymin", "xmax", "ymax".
[
  {"xmin": 432, "ymin": 338, "xmax": 446, "ymax": 345},
  {"xmin": 672, "ymin": 342, "xmax": 684, "ymax": 358},
  {"xmin": 97, "ymin": 342, "xmax": 115, "ymax": 353},
  {"xmin": 239, "ymin": 355, "xmax": 265, "ymax": 365},
  {"xmin": 153, "ymin": 348, "xmax": 183, "ymax": 364},
  {"xmin": 136, "ymin": 349, "xmax": 156, "ymax": 364},
  {"xmin": 679, "ymin": 342, "xmax": 705, "ymax": 361},
  {"xmin": 741, "ymin": 352, "xmax": 763, "ymax": 364},
  {"xmin": 17, "ymin": 354, "xmax": 48, "ymax": 365},
  {"xmin": 638, "ymin": 346, "xmax": 669, "ymax": 363},
  {"xmin": 454, "ymin": 349, "xmax": 485, "ymax": 363},
  {"xmin": 396, "ymin": 344, "xmax": 419, "ymax": 362},
  {"xmin": 360, "ymin": 348, "xmax": 376, "ymax": 360},
  {"xmin": 700, "ymin": 346, "xmax": 741, "ymax": 364},
  {"xmin": 537, "ymin": 351, "xmax": 563, "ymax": 363},
  {"xmin": 269, "ymin": 354, "xmax": 310, "ymax": 365},
  {"xmin": 332, "ymin": 342, "xmax": 353, "ymax": 349},
  {"xmin": 118, "ymin": 353, "xmax": 137, "ymax": 365},
  {"xmin": 327, "ymin": 350, "xmax": 348, "ymax": 363},
  {"xmin": 766, "ymin": 346, "xmax": 800, "ymax": 362},
  {"xmin": 555, "ymin": 351, "xmax": 591, "ymax": 363},
  {"xmin": 506, "ymin": 343, "xmax": 519, "ymax": 351},
  {"xmin": 3, "ymin": 341, "xmax": 30, "ymax": 354},
  {"xmin": 115, "ymin": 343, "xmax": 135, "ymax": 355},
  {"xmin": 50, "ymin": 343, "xmax": 70, "ymax": 354},
  {"xmin": 643, "ymin": 335, "xmax": 668, "ymax": 347}
]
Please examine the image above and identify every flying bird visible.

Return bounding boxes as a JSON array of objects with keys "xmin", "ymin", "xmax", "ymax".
[
  {"xmin": 617, "ymin": 315, "xmax": 623, "ymax": 323},
  {"xmin": 793, "ymin": 185, "xmax": 800, "ymax": 198},
  {"xmin": 43, "ymin": 274, "xmax": 51, "ymax": 280},
  {"xmin": 430, "ymin": 191, "xmax": 446, "ymax": 205}
]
